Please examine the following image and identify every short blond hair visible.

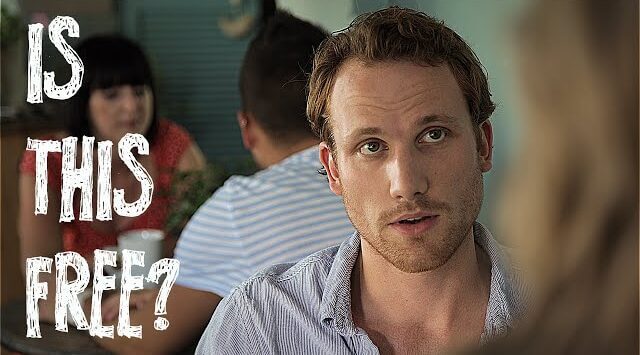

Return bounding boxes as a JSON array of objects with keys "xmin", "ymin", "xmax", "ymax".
[{"xmin": 307, "ymin": 7, "xmax": 495, "ymax": 149}]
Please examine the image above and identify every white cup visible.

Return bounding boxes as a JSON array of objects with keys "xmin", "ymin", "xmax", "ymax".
[{"xmin": 105, "ymin": 229, "xmax": 164, "ymax": 289}]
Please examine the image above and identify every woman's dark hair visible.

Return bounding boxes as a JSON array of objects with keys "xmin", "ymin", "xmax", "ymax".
[{"xmin": 67, "ymin": 34, "xmax": 159, "ymax": 142}]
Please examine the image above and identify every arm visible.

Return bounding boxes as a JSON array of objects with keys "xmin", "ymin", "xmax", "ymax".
[
  {"xmin": 19, "ymin": 173, "xmax": 62, "ymax": 322},
  {"xmin": 195, "ymin": 289, "xmax": 262, "ymax": 354},
  {"xmin": 176, "ymin": 142, "xmax": 207, "ymax": 173},
  {"xmin": 94, "ymin": 285, "xmax": 221, "ymax": 354},
  {"xmin": 95, "ymin": 142, "xmax": 211, "ymax": 353},
  {"xmin": 98, "ymin": 156, "xmax": 249, "ymax": 353}
]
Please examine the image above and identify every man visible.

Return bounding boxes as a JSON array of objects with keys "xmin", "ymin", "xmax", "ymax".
[
  {"xmin": 95, "ymin": 12, "xmax": 353, "ymax": 353},
  {"xmin": 197, "ymin": 7, "xmax": 524, "ymax": 354}
]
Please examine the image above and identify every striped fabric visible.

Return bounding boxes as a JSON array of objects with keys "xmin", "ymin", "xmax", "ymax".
[
  {"xmin": 174, "ymin": 146, "xmax": 354, "ymax": 297},
  {"xmin": 196, "ymin": 222, "xmax": 526, "ymax": 354}
]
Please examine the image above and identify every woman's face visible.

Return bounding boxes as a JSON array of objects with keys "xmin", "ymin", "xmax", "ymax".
[{"xmin": 88, "ymin": 84, "xmax": 154, "ymax": 143}]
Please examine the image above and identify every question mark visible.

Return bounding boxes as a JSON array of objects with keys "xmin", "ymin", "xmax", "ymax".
[{"xmin": 146, "ymin": 259, "xmax": 179, "ymax": 331}]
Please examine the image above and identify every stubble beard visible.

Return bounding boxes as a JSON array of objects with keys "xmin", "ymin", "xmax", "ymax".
[{"xmin": 343, "ymin": 165, "xmax": 484, "ymax": 274}]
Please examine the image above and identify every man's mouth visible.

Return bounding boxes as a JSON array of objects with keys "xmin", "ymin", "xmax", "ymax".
[
  {"xmin": 391, "ymin": 212, "xmax": 437, "ymax": 225},
  {"xmin": 388, "ymin": 212, "xmax": 439, "ymax": 236},
  {"xmin": 397, "ymin": 216, "xmax": 435, "ymax": 224}
]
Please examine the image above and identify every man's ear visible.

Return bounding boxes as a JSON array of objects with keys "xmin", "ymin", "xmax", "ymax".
[
  {"xmin": 477, "ymin": 120, "xmax": 493, "ymax": 172},
  {"xmin": 237, "ymin": 111, "xmax": 255, "ymax": 150},
  {"xmin": 319, "ymin": 142, "xmax": 342, "ymax": 196}
]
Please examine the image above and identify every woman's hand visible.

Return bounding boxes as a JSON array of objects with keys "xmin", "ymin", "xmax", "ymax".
[{"xmin": 101, "ymin": 289, "xmax": 158, "ymax": 323}]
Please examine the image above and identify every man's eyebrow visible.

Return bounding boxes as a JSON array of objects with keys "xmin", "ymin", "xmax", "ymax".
[
  {"xmin": 419, "ymin": 114, "xmax": 460, "ymax": 125},
  {"xmin": 344, "ymin": 127, "xmax": 383, "ymax": 143}
]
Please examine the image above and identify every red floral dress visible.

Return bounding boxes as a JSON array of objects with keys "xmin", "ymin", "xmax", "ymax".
[{"xmin": 20, "ymin": 119, "xmax": 193, "ymax": 256}]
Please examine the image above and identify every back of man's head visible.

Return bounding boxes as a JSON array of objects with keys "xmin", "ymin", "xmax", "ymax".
[{"xmin": 240, "ymin": 11, "xmax": 328, "ymax": 146}]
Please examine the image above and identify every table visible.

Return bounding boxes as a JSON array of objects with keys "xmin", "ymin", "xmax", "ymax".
[{"xmin": 1, "ymin": 299, "xmax": 111, "ymax": 355}]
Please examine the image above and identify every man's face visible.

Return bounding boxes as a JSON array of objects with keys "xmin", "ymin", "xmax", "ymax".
[{"xmin": 320, "ymin": 60, "xmax": 493, "ymax": 273}]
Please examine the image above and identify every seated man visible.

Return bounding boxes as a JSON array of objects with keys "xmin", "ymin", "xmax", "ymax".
[
  {"xmin": 197, "ymin": 7, "xmax": 525, "ymax": 354},
  {"xmin": 95, "ymin": 12, "xmax": 354, "ymax": 354}
]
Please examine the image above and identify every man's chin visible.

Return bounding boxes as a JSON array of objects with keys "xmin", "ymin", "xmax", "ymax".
[
  {"xmin": 386, "ymin": 252, "xmax": 454, "ymax": 273},
  {"xmin": 370, "ymin": 234, "xmax": 464, "ymax": 273}
]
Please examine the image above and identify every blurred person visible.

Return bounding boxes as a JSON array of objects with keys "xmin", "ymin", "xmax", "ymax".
[
  {"xmin": 197, "ymin": 7, "xmax": 525, "ymax": 354},
  {"xmin": 95, "ymin": 11, "xmax": 354, "ymax": 354},
  {"xmin": 481, "ymin": 0, "xmax": 638, "ymax": 354},
  {"xmin": 18, "ymin": 34, "xmax": 206, "ymax": 322}
]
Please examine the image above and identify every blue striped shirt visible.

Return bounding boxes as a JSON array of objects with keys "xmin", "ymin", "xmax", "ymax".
[
  {"xmin": 174, "ymin": 146, "xmax": 354, "ymax": 297},
  {"xmin": 196, "ymin": 222, "xmax": 525, "ymax": 354}
]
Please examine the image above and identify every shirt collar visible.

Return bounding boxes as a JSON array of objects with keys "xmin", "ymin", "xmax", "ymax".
[
  {"xmin": 319, "ymin": 222, "xmax": 524, "ymax": 339},
  {"xmin": 474, "ymin": 222, "xmax": 526, "ymax": 342},
  {"xmin": 319, "ymin": 231, "xmax": 361, "ymax": 336}
]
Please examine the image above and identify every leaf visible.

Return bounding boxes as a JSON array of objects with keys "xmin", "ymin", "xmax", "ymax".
[{"xmin": 165, "ymin": 163, "xmax": 230, "ymax": 237}]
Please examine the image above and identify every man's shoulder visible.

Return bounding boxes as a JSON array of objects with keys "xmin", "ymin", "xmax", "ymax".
[
  {"xmin": 194, "ymin": 147, "xmax": 337, "ymax": 218},
  {"xmin": 228, "ymin": 244, "xmax": 340, "ymax": 302},
  {"xmin": 191, "ymin": 173, "xmax": 269, "ymax": 207},
  {"xmin": 196, "ymin": 242, "xmax": 353, "ymax": 353},
  {"xmin": 215, "ymin": 156, "xmax": 325, "ymax": 198}
]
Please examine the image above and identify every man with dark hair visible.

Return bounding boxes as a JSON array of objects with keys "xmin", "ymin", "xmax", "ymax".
[
  {"xmin": 95, "ymin": 12, "xmax": 353, "ymax": 354},
  {"xmin": 237, "ymin": 11, "xmax": 328, "ymax": 167},
  {"xmin": 197, "ymin": 7, "xmax": 524, "ymax": 354}
]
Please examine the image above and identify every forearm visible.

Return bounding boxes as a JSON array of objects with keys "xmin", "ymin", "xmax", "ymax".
[
  {"xmin": 94, "ymin": 286, "xmax": 221, "ymax": 354},
  {"xmin": 94, "ymin": 307, "xmax": 176, "ymax": 355}
]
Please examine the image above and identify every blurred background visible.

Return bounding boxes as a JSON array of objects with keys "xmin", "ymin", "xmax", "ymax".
[{"xmin": 1, "ymin": 0, "xmax": 528, "ymax": 307}]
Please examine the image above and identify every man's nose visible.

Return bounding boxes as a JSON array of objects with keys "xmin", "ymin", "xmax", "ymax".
[{"xmin": 388, "ymin": 148, "xmax": 429, "ymax": 201}]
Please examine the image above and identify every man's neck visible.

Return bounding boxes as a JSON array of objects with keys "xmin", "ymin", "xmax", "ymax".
[
  {"xmin": 351, "ymin": 228, "xmax": 491, "ymax": 353},
  {"xmin": 254, "ymin": 137, "xmax": 318, "ymax": 168}
]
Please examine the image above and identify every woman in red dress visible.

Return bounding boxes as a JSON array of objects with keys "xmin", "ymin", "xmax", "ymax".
[{"xmin": 18, "ymin": 35, "xmax": 206, "ymax": 322}]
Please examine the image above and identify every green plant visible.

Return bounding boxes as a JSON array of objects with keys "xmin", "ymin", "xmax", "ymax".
[
  {"xmin": 1, "ymin": 5, "xmax": 21, "ymax": 48},
  {"xmin": 165, "ymin": 163, "xmax": 230, "ymax": 237}
]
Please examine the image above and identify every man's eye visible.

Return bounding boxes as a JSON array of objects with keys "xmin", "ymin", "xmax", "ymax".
[
  {"xmin": 421, "ymin": 129, "xmax": 447, "ymax": 143},
  {"xmin": 359, "ymin": 141, "xmax": 384, "ymax": 155}
]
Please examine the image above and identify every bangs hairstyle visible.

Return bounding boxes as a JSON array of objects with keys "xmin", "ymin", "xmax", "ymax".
[
  {"xmin": 67, "ymin": 34, "xmax": 159, "ymax": 142},
  {"xmin": 307, "ymin": 7, "xmax": 495, "ymax": 149}
]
